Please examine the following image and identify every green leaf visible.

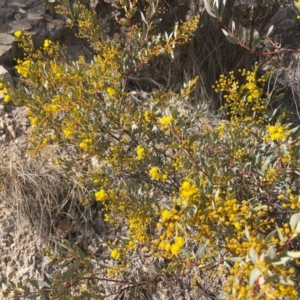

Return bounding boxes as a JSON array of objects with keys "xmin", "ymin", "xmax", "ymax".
[
  {"xmin": 195, "ymin": 244, "xmax": 206, "ymax": 258},
  {"xmin": 221, "ymin": 29, "xmax": 228, "ymax": 36},
  {"xmin": 276, "ymin": 226, "xmax": 285, "ymax": 242},
  {"xmin": 265, "ymin": 229, "xmax": 277, "ymax": 243},
  {"xmin": 140, "ymin": 11, "xmax": 148, "ymax": 25},
  {"xmin": 249, "ymin": 268, "xmax": 261, "ymax": 287},
  {"xmin": 171, "ymin": 109, "xmax": 178, "ymax": 119},
  {"xmin": 287, "ymin": 251, "xmax": 300, "ymax": 258},
  {"xmin": 249, "ymin": 248, "xmax": 257, "ymax": 264},
  {"xmin": 261, "ymin": 155, "xmax": 273, "ymax": 172},
  {"xmin": 189, "ymin": 134, "xmax": 199, "ymax": 146},
  {"xmin": 226, "ymin": 34, "xmax": 237, "ymax": 44},
  {"xmin": 252, "ymin": 30, "xmax": 260, "ymax": 48},
  {"xmin": 290, "ymin": 213, "xmax": 300, "ymax": 231},
  {"xmin": 272, "ymin": 256, "xmax": 291, "ymax": 265},
  {"xmin": 73, "ymin": 244, "xmax": 85, "ymax": 260},
  {"xmin": 225, "ymin": 256, "xmax": 243, "ymax": 263},
  {"xmin": 2, "ymin": 291, "xmax": 10, "ymax": 298},
  {"xmin": 266, "ymin": 246, "xmax": 276, "ymax": 260},
  {"xmin": 267, "ymin": 25, "xmax": 274, "ymax": 36},
  {"xmin": 204, "ymin": 0, "xmax": 216, "ymax": 18},
  {"xmin": 245, "ymin": 225, "xmax": 250, "ymax": 241},
  {"xmin": 63, "ymin": 269, "xmax": 73, "ymax": 280},
  {"xmin": 29, "ymin": 280, "xmax": 39, "ymax": 290},
  {"xmin": 273, "ymin": 93, "xmax": 285, "ymax": 102},
  {"xmin": 167, "ymin": 263, "xmax": 181, "ymax": 273}
]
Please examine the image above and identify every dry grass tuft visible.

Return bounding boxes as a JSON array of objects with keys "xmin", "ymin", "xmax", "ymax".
[{"xmin": 0, "ymin": 143, "xmax": 88, "ymax": 239}]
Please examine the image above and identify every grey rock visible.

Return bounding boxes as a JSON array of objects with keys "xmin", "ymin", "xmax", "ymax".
[
  {"xmin": 0, "ymin": 33, "xmax": 14, "ymax": 46},
  {"xmin": 8, "ymin": 19, "xmax": 32, "ymax": 32}
]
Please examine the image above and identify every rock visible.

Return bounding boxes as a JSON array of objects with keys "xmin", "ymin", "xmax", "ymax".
[
  {"xmin": 0, "ymin": 34, "xmax": 15, "ymax": 65},
  {"xmin": 6, "ymin": 264, "xmax": 16, "ymax": 279},
  {"xmin": 8, "ymin": 19, "xmax": 32, "ymax": 32},
  {"xmin": 0, "ymin": 65, "xmax": 14, "ymax": 86},
  {"xmin": 56, "ymin": 218, "xmax": 73, "ymax": 239},
  {"xmin": 0, "ymin": 65, "xmax": 13, "ymax": 99}
]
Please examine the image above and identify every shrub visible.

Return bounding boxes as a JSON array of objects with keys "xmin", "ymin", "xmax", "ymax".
[{"xmin": 1, "ymin": 0, "xmax": 300, "ymax": 299}]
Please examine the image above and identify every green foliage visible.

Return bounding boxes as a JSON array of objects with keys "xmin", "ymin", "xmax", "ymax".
[{"xmin": 1, "ymin": 0, "xmax": 300, "ymax": 299}]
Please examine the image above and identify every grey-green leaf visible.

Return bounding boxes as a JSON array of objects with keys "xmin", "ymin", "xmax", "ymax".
[{"xmin": 249, "ymin": 268, "xmax": 261, "ymax": 287}]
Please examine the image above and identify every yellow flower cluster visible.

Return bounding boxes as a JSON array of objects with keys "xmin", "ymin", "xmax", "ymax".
[
  {"xmin": 79, "ymin": 138, "xmax": 92, "ymax": 151},
  {"xmin": 14, "ymin": 30, "xmax": 22, "ymax": 38},
  {"xmin": 149, "ymin": 166, "xmax": 168, "ymax": 182},
  {"xmin": 110, "ymin": 249, "xmax": 121, "ymax": 260},
  {"xmin": 266, "ymin": 123, "xmax": 288, "ymax": 142},
  {"xmin": 136, "ymin": 145, "xmax": 145, "ymax": 160},
  {"xmin": 213, "ymin": 63, "xmax": 269, "ymax": 122},
  {"xmin": 107, "ymin": 87, "xmax": 116, "ymax": 96},
  {"xmin": 95, "ymin": 189, "xmax": 109, "ymax": 201},
  {"xmin": 159, "ymin": 116, "xmax": 173, "ymax": 130},
  {"xmin": 43, "ymin": 39, "xmax": 52, "ymax": 49},
  {"xmin": 128, "ymin": 215, "xmax": 151, "ymax": 243},
  {"xmin": 63, "ymin": 128, "xmax": 72, "ymax": 138},
  {"xmin": 243, "ymin": 70, "xmax": 261, "ymax": 102},
  {"xmin": 179, "ymin": 180, "xmax": 200, "ymax": 205},
  {"xmin": 0, "ymin": 82, "xmax": 10, "ymax": 102},
  {"xmin": 15, "ymin": 59, "xmax": 31, "ymax": 78},
  {"xmin": 159, "ymin": 236, "xmax": 185, "ymax": 255},
  {"xmin": 265, "ymin": 168, "xmax": 276, "ymax": 184}
]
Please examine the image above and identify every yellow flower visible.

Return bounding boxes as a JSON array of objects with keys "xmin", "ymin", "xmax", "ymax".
[
  {"xmin": 14, "ymin": 30, "xmax": 22, "ymax": 38},
  {"xmin": 15, "ymin": 59, "xmax": 31, "ymax": 78},
  {"xmin": 79, "ymin": 138, "xmax": 92, "ymax": 151},
  {"xmin": 95, "ymin": 189, "xmax": 109, "ymax": 201},
  {"xmin": 159, "ymin": 116, "xmax": 173, "ymax": 129},
  {"xmin": 170, "ymin": 243, "xmax": 181, "ymax": 255},
  {"xmin": 266, "ymin": 123, "xmax": 287, "ymax": 142},
  {"xmin": 107, "ymin": 87, "xmax": 116, "ymax": 96},
  {"xmin": 111, "ymin": 249, "xmax": 121, "ymax": 260},
  {"xmin": 3, "ymin": 95, "xmax": 11, "ymax": 103},
  {"xmin": 161, "ymin": 174, "xmax": 168, "ymax": 182},
  {"xmin": 164, "ymin": 243, "xmax": 171, "ymax": 252},
  {"xmin": 179, "ymin": 180, "xmax": 200, "ymax": 203},
  {"xmin": 149, "ymin": 166, "xmax": 161, "ymax": 180},
  {"xmin": 161, "ymin": 210, "xmax": 172, "ymax": 221},
  {"xmin": 28, "ymin": 116, "xmax": 38, "ymax": 125},
  {"xmin": 63, "ymin": 128, "xmax": 72, "ymax": 137},
  {"xmin": 136, "ymin": 145, "xmax": 145, "ymax": 160},
  {"xmin": 43, "ymin": 39, "xmax": 52, "ymax": 49},
  {"xmin": 174, "ymin": 236, "xmax": 185, "ymax": 247},
  {"xmin": 170, "ymin": 236, "xmax": 185, "ymax": 255}
]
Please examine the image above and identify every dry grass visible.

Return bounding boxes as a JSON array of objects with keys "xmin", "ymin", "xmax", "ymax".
[{"xmin": 0, "ymin": 142, "xmax": 88, "ymax": 239}]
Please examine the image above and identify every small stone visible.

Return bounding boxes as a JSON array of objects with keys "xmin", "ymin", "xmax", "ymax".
[
  {"xmin": 56, "ymin": 218, "xmax": 73, "ymax": 239},
  {"xmin": 6, "ymin": 265, "xmax": 16, "ymax": 279}
]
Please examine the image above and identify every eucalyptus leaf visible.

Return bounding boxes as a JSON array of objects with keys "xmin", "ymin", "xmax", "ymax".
[
  {"xmin": 249, "ymin": 248, "xmax": 257, "ymax": 264},
  {"xmin": 249, "ymin": 268, "xmax": 261, "ymax": 287},
  {"xmin": 195, "ymin": 244, "xmax": 206, "ymax": 258},
  {"xmin": 287, "ymin": 251, "xmax": 300, "ymax": 258},
  {"xmin": 225, "ymin": 256, "xmax": 243, "ymax": 263},
  {"xmin": 267, "ymin": 25, "xmax": 274, "ymax": 36},
  {"xmin": 289, "ymin": 213, "xmax": 300, "ymax": 231},
  {"xmin": 265, "ymin": 229, "xmax": 276, "ymax": 243},
  {"xmin": 226, "ymin": 35, "xmax": 237, "ymax": 44},
  {"xmin": 204, "ymin": 0, "xmax": 216, "ymax": 18}
]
